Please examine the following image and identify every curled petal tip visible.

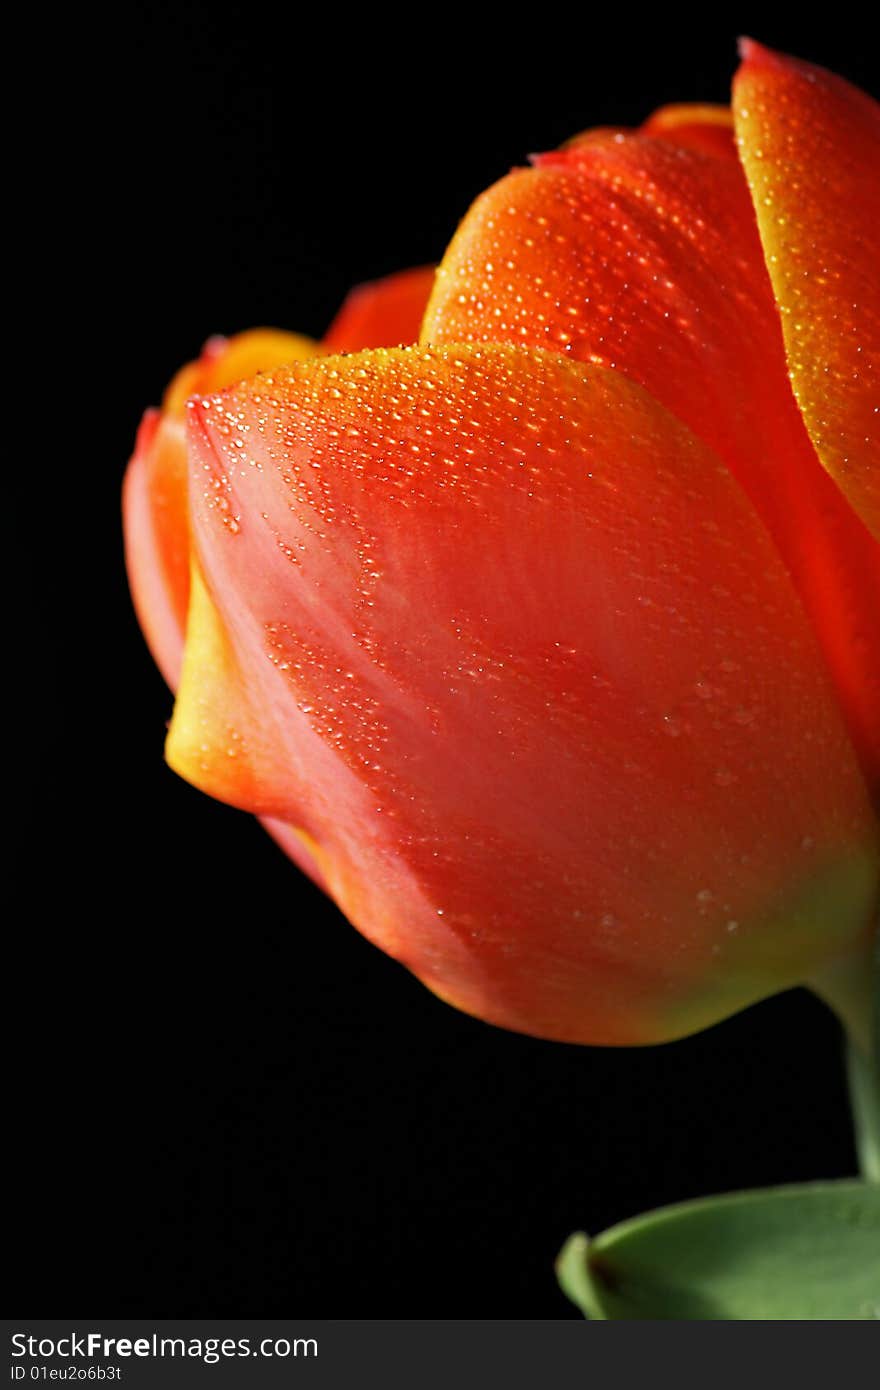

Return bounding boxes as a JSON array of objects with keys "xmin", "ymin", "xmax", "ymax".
[
  {"xmin": 737, "ymin": 36, "xmax": 762, "ymax": 63},
  {"xmin": 736, "ymin": 37, "xmax": 788, "ymax": 69}
]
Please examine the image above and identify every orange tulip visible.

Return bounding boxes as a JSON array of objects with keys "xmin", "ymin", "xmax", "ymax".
[{"xmin": 124, "ymin": 46, "xmax": 879, "ymax": 1047}]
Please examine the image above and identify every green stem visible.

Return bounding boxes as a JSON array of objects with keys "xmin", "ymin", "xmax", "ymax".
[
  {"xmin": 808, "ymin": 915, "xmax": 879, "ymax": 1183},
  {"xmin": 845, "ymin": 1038, "xmax": 880, "ymax": 1182}
]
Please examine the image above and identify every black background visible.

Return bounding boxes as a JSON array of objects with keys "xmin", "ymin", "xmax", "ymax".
[{"xmin": 15, "ymin": 7, "xmax": 875, "ymax": 1316}]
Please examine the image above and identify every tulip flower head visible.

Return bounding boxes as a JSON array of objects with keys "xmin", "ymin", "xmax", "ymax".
[{"xmin": 124, "ymin": 44, "xmax": 879, "ymax": 1048}]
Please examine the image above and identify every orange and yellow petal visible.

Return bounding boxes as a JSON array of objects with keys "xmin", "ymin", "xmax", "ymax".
[
  {"xmin": 640, "ymin": 103, "xmax": 736, "ymax": 158},
  {"xmin": 562, "ymin": 106, "xmax": 734, "ymax": 161},
  {"xmin": 123, "ymin": 329, "xmax": 322, "ymax": 686},
  {"xmin": 323, "ymin": 265, "xmax": 436, "ymax": 352},
  {"xmin": 422, "ymin": 132, "xmax": 880, "ymax": 789},
  {"xmin": 165, "ymin": 344, "xmax": 878, "ymax": 1046},
  {"xmin": 734, "ymin": 41, "xmax": 880, "ymax": 538},
  {"xmin": 163, "ymin": 329, "xmax": 320, "ymax": 417}
]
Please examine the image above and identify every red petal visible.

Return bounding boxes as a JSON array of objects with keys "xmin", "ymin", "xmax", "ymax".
[
  {"xmin": 422, "ymin": 134, "xmax": 880, "ymax": 787},
  {"xmin": 734, "ymin": 41, "xmax": 880, "ymax": 539},
  {"xmin": 166, "ymin": 345, "xmax": 878, "ymax": 1046},
  {"xmin": 323, "ymin": 265, "xmax": 436, "ymax": 352}
]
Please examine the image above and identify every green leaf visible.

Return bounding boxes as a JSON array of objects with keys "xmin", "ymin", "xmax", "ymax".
[{"xmin": 557, "ymin": 1181, "xmax": 880, "ymax": 1319}]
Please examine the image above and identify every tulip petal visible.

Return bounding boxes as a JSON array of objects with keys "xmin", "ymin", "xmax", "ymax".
[
  {"xmin": 323, "ymin": 265, "xmax": 437, "ymax": 352},
  {"xmin": 122, "ymin": 409, "xmax": 191, "ymax": 686},
  {"xmin": 168, "ymin": 344, "xmax": 878, "ymax": 1046},
  {"xmin": 163, "ymin": 329, "xmax": 320, "ymax": 417},
  {"xmin": 734, "ymin": 41, "xmax": 880, "ymax": 538},
  {"xmin": 163, "ymin": 560, "xmax": 349, "ymax": 908},
  {"xmin": 641, "ymin": 104, "xmax": 736, "ymax": 159},
  {"xmin": 422, "ymin": 133, "xmax": 880, "ymax": 787},
  {"xmin": 123, "ymin": 330, "xmax": 321, "ymax": 686},
  {"xmin": 563, "ymin": 107, "xmax": 735, "ymax": 161}
]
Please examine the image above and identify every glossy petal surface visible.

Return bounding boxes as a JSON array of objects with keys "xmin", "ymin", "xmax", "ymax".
[
  {"xmin": 422, "ymin": 134, "xmax": 880, "ymax": 787},
  {"xmin": 735, "ymin": 42, "xmax": 880, "ymax": 538},
  {"xmin": 323, "ymin": 265, "xmax": 436, "ymax": 352},
  {"xmin": 167, "ymin": 344, "xmax": 878, "ymax": 1045}
]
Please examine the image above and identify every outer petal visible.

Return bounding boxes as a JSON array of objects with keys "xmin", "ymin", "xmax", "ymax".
[
  {"xmin": 122, "ymin": 409, "xmax": 191, "ymax": 686},
  {"xmin": 421, "ymin": 135, "xmax": 880, "ymax": 788},
  {"xmin": 323, "ymin": 265, "xmax": 436, "ymax": 352},
  {"xmin": 734, "ymin": 42, "xmax": 880, "ymax": 538},
  {"xmin": 123, "ymin": 329, "xmax": 321, "ymax": 686},
  {"xmin": 167, "ymin": 345, "xmax": 878, "ymax": 1046}
]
